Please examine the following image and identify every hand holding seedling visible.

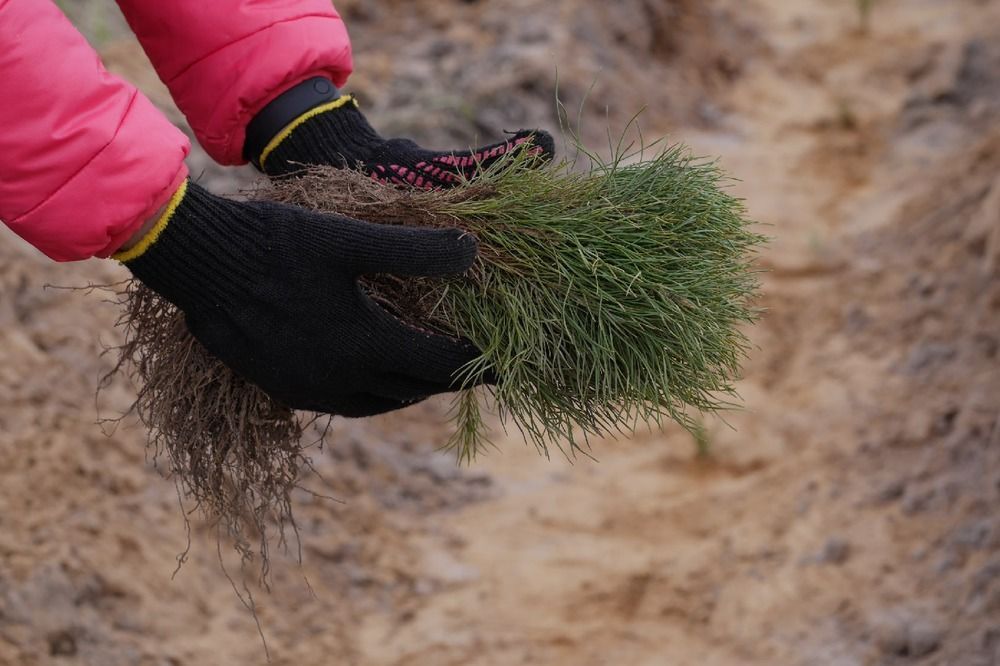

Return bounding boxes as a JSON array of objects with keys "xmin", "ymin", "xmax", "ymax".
[
  {"xmin": 246, "ymin": 78, "xmax": 554, "ymax": 184},
  {"xmin": 116, "ymin": 180, "xmax": 486, "ymax": 417}
]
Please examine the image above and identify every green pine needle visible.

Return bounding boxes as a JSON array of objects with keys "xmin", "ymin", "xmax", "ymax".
[
  {"xmin": 268, "ymin": 138, "xmax": 765, "ymax": 462},
  {"xmin": 435, "ymin": 145, "xmax": 763, "ymax": 460}
]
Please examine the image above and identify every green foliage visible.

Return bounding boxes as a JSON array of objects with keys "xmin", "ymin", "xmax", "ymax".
[
  {"xmin": 856, "ymin": 0, "xmax": 876, "ymax": 32},
  {"xmin": 431, "ymin": 144, "xmax": 764, "ymax": 461},
  {"xmin": 266, "ymin": 136, "xmax": 764, "ymax": 463},
  {"xmin": 691, "ymin": 419, "xmax": 713, "ymax": 458}
]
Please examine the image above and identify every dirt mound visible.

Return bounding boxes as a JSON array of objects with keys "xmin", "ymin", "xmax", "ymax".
[
  {"xmin": 337, "ymin": 0, "xmax": 762, "ymax": 149},
  {"xmin": 804, "ymin": 128, "xmax": 1000, "ymax": 664}
]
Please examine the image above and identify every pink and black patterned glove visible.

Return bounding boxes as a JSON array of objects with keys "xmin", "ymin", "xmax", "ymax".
[{"xmin": 245, "ymin": 77, "xmax": 555, "ymax": 186}]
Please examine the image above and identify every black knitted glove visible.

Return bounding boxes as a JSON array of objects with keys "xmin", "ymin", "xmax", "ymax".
[
  {"xmin": 245, "ymin": 78, "xmax": 555, "ymax": 185},
  {"xmin": 118, "ymin": 180, "xmax": 485, "ymax": 417}
]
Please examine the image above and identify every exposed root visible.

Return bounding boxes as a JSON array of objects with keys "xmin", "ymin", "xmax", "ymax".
[
  {"xmin": 105, "ymin": 280, "xmax": 309, "ymax": 580},
  {"xmin": 105, "ymin": 142, "xmax": 759, "ymax": 573},
  {"xmin": 104, "ymin": 169, "xmax": 469, "ymax": 582}
]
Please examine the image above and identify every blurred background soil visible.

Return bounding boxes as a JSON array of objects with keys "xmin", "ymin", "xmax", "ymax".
[{"xmin": 2, "ymin": 0, "xmax": 1000, "ymax": 664}]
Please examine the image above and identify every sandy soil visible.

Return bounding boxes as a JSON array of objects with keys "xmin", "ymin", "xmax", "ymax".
[{"xmin": 2, "ymin": 1, "xmax": 999, "ymax": 664}]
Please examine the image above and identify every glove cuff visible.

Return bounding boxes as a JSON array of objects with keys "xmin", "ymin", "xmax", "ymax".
[
  {"xmin": 257, "ymin": 96, "xmax": 380, "ymax": 177},
  {"xmin": 119, "ymin": 181, "xmax": 268, "ymax": 313},
  {"xmin": 112, "ymin": 179, "xmax": 190, "ymax": 263},
  {"xmin": 245, "ymin": 77, "xmax": 342, "ymax": 167},
  {"xmin": 257, "ymin": 95, "xmax": 361, "ymax": 172}
]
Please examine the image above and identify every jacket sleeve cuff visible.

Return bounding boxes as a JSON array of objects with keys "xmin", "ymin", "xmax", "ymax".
[
  {"xmin": 168, "ymin": 16, "xmax": 353, "ymax": 166},
  {"xmin": 112, "ymin": 178, "xmax": 189, "ymax": 262},
  {"xmin": 5, "ymin": 93, "xmax": 190, "ymax": 262}
]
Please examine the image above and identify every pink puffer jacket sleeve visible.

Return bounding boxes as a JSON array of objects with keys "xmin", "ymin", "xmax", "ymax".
[
  {"xmin": 0, "ymin": 0, "xmax": 190, "ymax": 261},
  {"xmin": 116, "ymin": 0, "xmax": 353, "ymax": 166}
]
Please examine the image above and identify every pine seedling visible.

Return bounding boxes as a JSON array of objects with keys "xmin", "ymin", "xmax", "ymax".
[
  {"xmin": 857, "ymin": 0, "xmax": 876, "ymax": 32},
  {"xmin": 692, "ymin": 419, "xmax": 713, "ymax": 458},
  {"xmin": 268, "ymin": 140, "xmax": 765, "ymax": 461},
  {"xmin": 111, "ymin": 133, "xmax": 763, "ymax": 578}
]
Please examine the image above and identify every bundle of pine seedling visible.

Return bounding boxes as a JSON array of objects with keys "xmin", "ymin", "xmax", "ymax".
[
  {"xmin": 112, "ymin": 142, "xmax": 762, "ymax": 561},
  {"xmin": 270, "ymin": 145, "xmax": 762, "ymax": 459}
]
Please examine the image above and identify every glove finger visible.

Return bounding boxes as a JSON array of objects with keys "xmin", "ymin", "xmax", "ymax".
[
  {"xmin": 424, "ymin": 129, "xmax": 555, "ymax": 185},
  {"xmin": 370, "ymin": 373, "xmax": 456, "ymax": 403},
  {"xmin": 466, "ymin": 129, "xmax": 555, "ymax": 175},
  {"xmin": 328, "ymin": 216, "xmax": 479, "ymax": 277},
  {"xmin": 383, "ymin": 326, "xmax": 486, "ymax": 388},
  {"xmin": 326, "ymin": 393, "xmax": 412, "ymax": 419},
  {"xmin": 506, "ymin": 129, "xmax": 555, "ymax": 167}
]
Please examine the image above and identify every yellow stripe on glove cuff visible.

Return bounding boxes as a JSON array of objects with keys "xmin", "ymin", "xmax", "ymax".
[
  {"xmin": 113, "ymin": 179, "xmax": 188, "ymax": 263},
  {"xmin": 258, "ymin": 95, "xmax": 359, "ymax": 170}
]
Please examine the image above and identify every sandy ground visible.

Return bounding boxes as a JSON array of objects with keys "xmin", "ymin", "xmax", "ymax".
[{"xmin": 2, "ymin": 1, "xmax": 1000, "ymax": 664}]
